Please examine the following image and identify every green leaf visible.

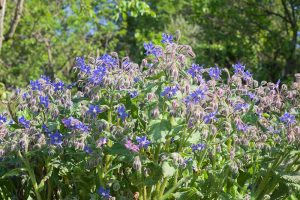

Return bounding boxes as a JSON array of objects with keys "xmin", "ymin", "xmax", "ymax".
[
  {"xmin": 1, "ymin": 168, "xmax": 26, "ymax": 179},
  {"xmin": 173, "ymin": 187, "xmax": 204, "ymax": 200},
  {"xmin": 162, "ymin": 161, "xmax": 176, "ymax": 178},
  {"xmin": 148, "ymin": 119, "xmax": 171, "ymax": 143}
]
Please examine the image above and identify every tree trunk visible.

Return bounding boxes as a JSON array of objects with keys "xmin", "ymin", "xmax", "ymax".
[{"xmin": 0, "ymin": 0, "xmax": 6, "ymax": 52}]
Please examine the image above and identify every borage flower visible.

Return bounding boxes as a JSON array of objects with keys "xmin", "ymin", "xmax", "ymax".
[
  {"xmin": 209, "ymin": 66, "xmax": 222, "ymax": 80},
  {"xmin": 161, "ymin": 33, "xmax": 173, "ymax": 44},
  {"xmin": 97, "ymin": 186, "xmax": 111, "ymax": 199},
  {"xmin": 62, "ymin": 117, "xmax": 89, "ymax": 133},
  {"xmin": 117, "ymin": 105, "xmax": 128, "ymax": 121},
  {"xmin": 161, "ymin": 85, "xmax": 179, "ymax": 99},
  {"xmin": 39, "ymin": 95, "xmax": 50, "ymax": 109},
  {"xmin": 124, "ymin": 139, "xmax": 139, "ymax": 152},
  {"xmin": 280, "ymin": 112, "xmax": 296, "ymax": 126},
  {"xmin": 18, "ymin": 116, "xmax": 30, "ymax": 128},
  {"xmin": 203, "ymin": 112, "xmax": 217, "ymax": 124},
  {"xmin": 53, "ymin": 81, "xmax": 64, "ymax": 91},
  {"xmin": 187, "ymin": 63, "xmax": 203, "ymax": 78},
  {"xmin": 191, "ymin": 143, "xmax": 206, "ymax": 152},
  {"xmin": 30, "ymin": 80, "xmax": 42, "ymax": 91},
  {"xmin": 86, "ymin": 104, "xmax": 102, "ymax": 117},
  {"xmin": 184, "ymin": 88, "xmax": 206, "ymax": 104},
  {"xmin": 0, "ymin": 114, "xmax": 7, "ymax": 124},
  {"xmin": 136, "ymin": 136, "xmax": 151, "ymax": 149},
  {"xmin": 49, "ymin": 131, "xmax": 63, "ymax": 146}
]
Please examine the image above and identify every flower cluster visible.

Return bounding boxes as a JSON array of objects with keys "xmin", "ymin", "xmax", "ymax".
[{"xmin": 0, "ymin": 32, "xmax": 299, "ymax": 200}]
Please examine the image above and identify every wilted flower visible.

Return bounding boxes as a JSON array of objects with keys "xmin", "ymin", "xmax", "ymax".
[{"xmin": 97, "ymin": 137, "xmax": 107, "ymax": 148}]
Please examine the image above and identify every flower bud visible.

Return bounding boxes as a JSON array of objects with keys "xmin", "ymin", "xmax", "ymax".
[
  {"xmin": 133, "ymin": 156, "xmax": 142, "ymax": 172},
  {"xmin": 151, "ymin": 107, "xmax": 160, "ymax": 119}
]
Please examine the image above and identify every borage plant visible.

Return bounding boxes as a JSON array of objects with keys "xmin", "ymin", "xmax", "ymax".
[{"xmin": 0, "ymin": 32, "xmax": 300, "ymax": 200}]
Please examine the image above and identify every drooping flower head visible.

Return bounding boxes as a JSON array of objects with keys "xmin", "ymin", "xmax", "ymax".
[{"xmin": 97, "ymin": 137, "xmax": 107, "ymax": 148}]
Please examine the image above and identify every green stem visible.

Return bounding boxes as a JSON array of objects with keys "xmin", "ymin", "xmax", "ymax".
[
  {"xmin": 159, "ymin": 178, "xmax": 169, "ymax": 198},
  {"xmin": 18, "ymin": 151, "xmax": 42, "ymax": 200}
]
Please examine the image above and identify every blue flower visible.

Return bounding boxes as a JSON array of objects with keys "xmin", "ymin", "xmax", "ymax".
[
  {"xmin": 84, "ymin": 145, "xmax": 92, "ymax": 154},
  {"xmin": 39, "ymin": 95, "xmax": 49, "ymax": 109},
  {"xmin": 30, "ymin": 80, "xmax": 42, "ymax": 91},
  {"xmin": 53, "ymin": 81, "xmax": 64, "ymax": 91},
  {"xmin": 129, "ymin": 91, "xmax": 138, "ymax": 98},
  {"xmin": 242, "ymin": 70, "xmax": 252, "ymax": 81},
  {"xmin": 161, "ymin": 33, "xmax": 173, "ymax": 44},
  {"xmin": 62, "ymin": 117, "xmax": 89, "ymax": 132},
  {"xmin": 203, "ymin": 112, "xmax": 217, "ymax": 124},
  {"xmin": 97, "ymin": 186, "xmax": 111, "ymax": 199},
  {"xmin": 184, "ymin": 88, "xmax": 206, "ymax": 104},
  {"xmin": 40, "ymin": 75, "xmax": 51, "ymax": 84},
  {"xmin": 187, "ymin": 63, "xmax": 203, "ymax": 78},
  {"xmin": 275, "ymin": 79, "xmax": 280, "ymax": 89},
  {"xmin": 136, "ymin": 136, "xmax": 151, "ymax": 148},
  {"xmin": 86, "ymin": 105, "xmax": 102, "ymax": 117},
  {"xmin": 234, "ymin": 103, "xmax": 249, "ymax": 111},
  {"xmin": 143, "ymin": 42, "xmax": 163, "ymax": 57},
  {"xmin": 42, "ymin": 124, "xmax": 51, "ymax": 135},
  {"xmin": 117, "ymin": 105, "xmax": 128, "ymax": 121},
  {"xmin": 191, "ymin": 143, "xmax": 206, "ymax": 152},
  {"xmin": 236, "ymin": 121, "xmax": 248, "ymax": 132},
  {"xmin": 209, "ymin": 66, "xmax": 222, "ymax": 80},
  {"xmin": 161, "ymin": 85, "xmax": 179, "ymax": 99},
  {"xmin": 18, "ymin": 116, "xmax": 30, "ymax": 128},
  {"xmin": 89, "ymin": 65, "xmax": 107, "ymax": 85},
  {"xmin": 232, "ymin": 63, "xmax": 245, "ymax": 74},
  {"xmin": 49, "ymin": 131, "xmax": 63, "ymax": 146},
  {"xmin": 75, "ymin": 57, "xmax": 91, "ymax": 74},
  {"xmin": 98, "ymin": 54, "xmax": 118, "ymax": 68},
  {"xmin": 280, "ymin": 112, "xmax": 296, "ymax": 125},
  {"xmin": 0, "ymin": 114, "xmax": 7, "ymax": 124}
]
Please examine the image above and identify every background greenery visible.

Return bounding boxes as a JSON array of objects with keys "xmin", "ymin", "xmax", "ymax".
[{"xmin": 0, "ymin": 0, "xmax": 299, "ymax": 89}]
